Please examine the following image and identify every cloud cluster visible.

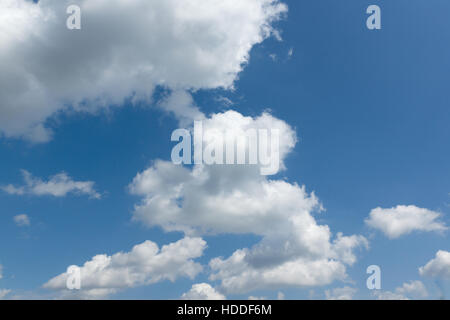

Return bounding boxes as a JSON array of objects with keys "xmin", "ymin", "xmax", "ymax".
[
  {"xmin": 365, "ymin": 205, "xmax": 447, "ymax": 239},
  {"xmin": 374, "ymin": 280, "xmax": 428, "ymax": 300},
  {"xmin": 1, "ymin": 170, "xmax": 101, "ymax": 199},
  {"xmin": 181, "ymin": 283, "xmax": 226, "ymax": 300},
  {"xmin": 0, "ymin": 0, "xmax": 287, "ymax": 141},
  {"xmin": 419, "ymin": 250, "xmax": 450, "ymax": 279},
  {"xmin": 44, "ymin": 237, "xmax": 206, "ymax": 299},
  {"xmin": 129, "ymin": 110, "xmax": 368, "ymax": 294},
  {"xmin": 209, "ymin": 232, "xmax": 367, "ymax": 294}
]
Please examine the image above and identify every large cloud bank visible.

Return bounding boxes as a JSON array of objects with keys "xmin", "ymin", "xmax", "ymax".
[{"xmin": 0, "ymin": 0, "xmax": 286, "ymax": 141}]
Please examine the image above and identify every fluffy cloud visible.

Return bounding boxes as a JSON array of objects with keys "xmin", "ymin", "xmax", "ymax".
[
  {"xmin": 325, "ymin": 286, "xmax": 357, "ymax": 300},
  {"xmin": 0, "ymin": 289, "xmax": 11, "ymax": 300},
  {"xmin": 43, "ymin": 237, "xmax": 206, "ymax": 299},
  {"xmin": 13, "ymin": 214, "xmax": 30, "ymax": 227},
  {"xmin": 1, "ymin": 170, "xmax": 101, "ymax": 199},
  {"xmin": 365, "ymin": 205, "xmax": 447, "ymax": 239},
  {"xmin": 181, "ymin": 283, "xmax": 226, "ymax": 300},
  {"xmin": 208, "ymin": 239, "xmax": 366, "ymax": 295},
  {"xmin": 419, "ymin": 250, "xmax": 450, "ymax": 279},
  {"xmin": 0, "ymin": 0, "xmax": 287, "ymax": 141},
  {"xmin": 396, "ymin": 281, "xmax": 428, "ymax": 299},
  {"xmin": 373, "ymin": 280, "xmax": 428, "ymax": 300},
  {"xmin": 129, "ymin": 110, "xmax": 368, "ymax": 294},
  {"xmin": 130, "ymin": 111, "xmax": 298, "ymax": 235},
  {"xmin": 210, "ymin": 254, "xmax": 348, "ymax": 294}
]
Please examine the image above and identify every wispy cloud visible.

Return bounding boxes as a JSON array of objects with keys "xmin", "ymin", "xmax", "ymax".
[
  {"xmin": 13, "ymin": 214, "xmax": 30, "ymax": 227},
  {"xmin": 1, "ymin": 170, "xmax": 101, "ymax": 199}
]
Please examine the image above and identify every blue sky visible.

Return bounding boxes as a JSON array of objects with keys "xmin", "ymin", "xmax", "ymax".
[{"xmin": 0, "ymin": 0, "xmax": 449, "ymax": 300}]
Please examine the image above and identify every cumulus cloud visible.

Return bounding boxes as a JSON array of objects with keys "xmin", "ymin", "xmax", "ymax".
[
  {"xmin": 13, "ymin": 214, "xmax": 30, "ymax": 227},
  {"xmin": 0, "ymin": 289, "xmax": 11, "ymax": 300},
  {"xmin": 43, "ymin": 237, "xmax": 206, "ymax": 299},
  {"xmin": 0, "ymin": 0, "xmax": 287, "ymax": 141},
  {"xmin": 181, "ymin": 283, "xmax": 226, "ymax": 300},
  {"xmin": 130, "ymin": 110, "xmax": 298, "ymax": 235},
  {"xmin": 396, "ymin": 281, "xmax": 428, "ymax": 299},
  {"xmin": 419, "ymin": 250, "xmax": 450, "ymax": 279},
  {"xmin": 325, "ymin": 286, "xmax": 357, "ymax": 300},
  {"xmin": 373, "ymin": 280, "xmax": 428, "ymax": 300},
  {"xmin": 1, "ymin": 170, "xmax": 101, "ymax": 199},
  {"xmin": 208, "ymin": 231, "xmax": 367, "ymax": 294},
  {"xmin": 365, "ymin": 205, "xmax": 447, "ymax": 239},
  {"xmin": 129, "ymin": 110, "xmax": 368, "ymax": 294},
  {"xmin": 209, "ymin": 245, "xmax": 362, "ymax": 294}
]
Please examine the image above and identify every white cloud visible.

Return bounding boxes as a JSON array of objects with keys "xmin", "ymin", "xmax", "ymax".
[
  {"xmin": 396, "ymin": 281, "xmax": 428, "ymax": 299},
  {"xmin": 43, "ymin": 237, "xmax": 206, "ymax": 299},
  {"xmin": 1, "ymin": 170, "xmax": 101, "ymax": 199},
  {"xmin": 209, "ymin": 251, "xmax": 352, "ymax": 294},
  {"xmin": 158, "ymin": 90, "xmax": 204, "ymax": 126},
  {"xmin": 248, "ymin": 296, "xmax": 267, "ymax": 300},
  {"xmin": 365, "ymin": 205, "xmax": 447, "ymax": 239},
  {"xmin": 0, "ymin": 0, "xmax": 287, "ymax": 142},
  {"xmin": 419, "ymin": 250, "xmax": 450, "ymax": 279},
  {"xmin": 13, "ymin": 214, "xmax": 30, "ymax": 227},
  {"xmin": 0, "ymin": 289, "xmax": 11, "ymax": 300},
  {"xmin": 129, "ymin": 110, "xmax": 368, "ymax": 294},
  {"xmin": 287, "ymin": 48, "xmax": 294, "ymax": 58},
  {"xmin": 373, "ymin": 280, "xmax": 428, "ymax": 300},
  {"xmin": 0, "ymin": 264, "xmax": 8, "ymax": 300},
  {"xmin": 325, "ymin": 286, "xmax": 357, "ymax": 300},
  {"xmin": 130, "ymin": 110, "xmax": 298, "ymax": 235},
  {"xmin": 373, "ymin": 290, "xmax": 409, "ymax": 300},
  {"xmin": 181, "ymin": 283, "xmax": 226, "ymax": 300},
  {"xmin": 208, "ymin": 232, "xmax": 366, "ymax": 295}
]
